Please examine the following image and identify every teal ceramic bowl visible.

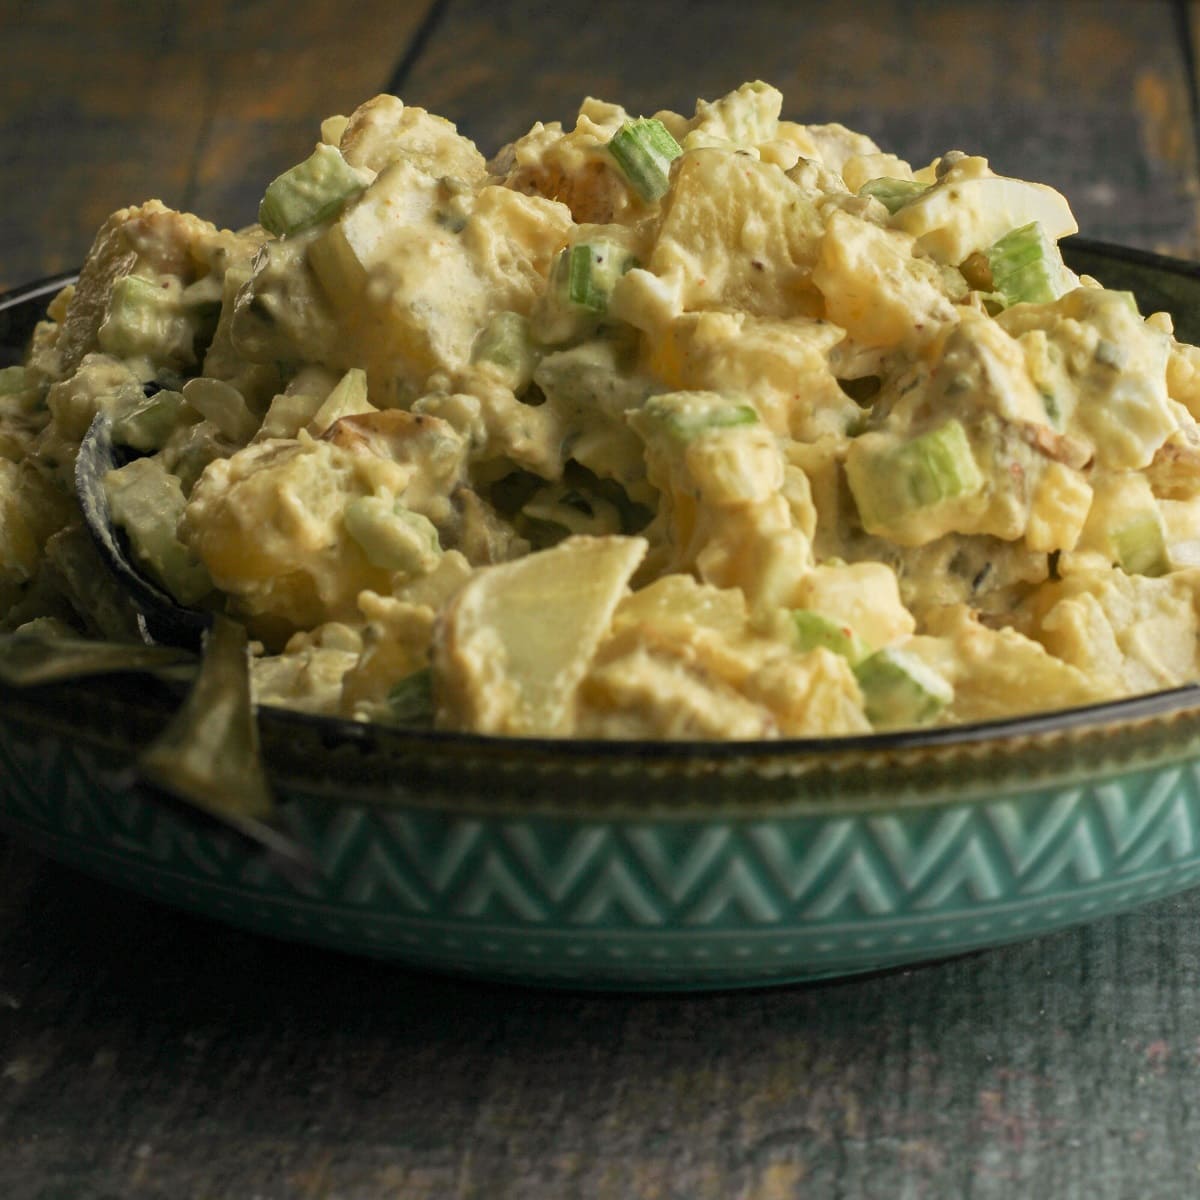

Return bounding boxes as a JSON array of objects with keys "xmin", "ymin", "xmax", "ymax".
[{"xmin": 5, "ymin": 241, "xmax": 1200, "ymax": 991}]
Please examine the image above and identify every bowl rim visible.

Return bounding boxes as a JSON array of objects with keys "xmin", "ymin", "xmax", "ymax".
[
  {"xmin": 247, "ymin": 680, "xmax": 1200, "ymax": 763},
  {"xmin": 7, "ymin": 240, "xmax": 1200, "ymax": 770}
]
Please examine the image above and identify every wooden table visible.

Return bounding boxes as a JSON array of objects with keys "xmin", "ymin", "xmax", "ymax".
[{"xmin": 4, "ymin": 2, "xmax": 1200, "ymax": 1195}]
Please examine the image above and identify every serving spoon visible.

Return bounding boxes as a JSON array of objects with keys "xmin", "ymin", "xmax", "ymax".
[
  {"xmin": 74, "ymin": 411, "xmax": 212, "ymax": 650},
  {"xmin": 15, "ymin": 412, "xmax": 319, "ymax": 874}
]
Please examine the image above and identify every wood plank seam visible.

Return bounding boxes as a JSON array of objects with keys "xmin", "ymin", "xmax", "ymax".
[
  {"xmin": 180, "ymin": 57, "xmax": 221, "ymax": 216},
  {"xmin": 386, "ymin": 0, "xmax": 455, "ymax": 97},
  {"xmin": 1175, "ymin": 0, "xmax": 1200, "ymax": 177}
]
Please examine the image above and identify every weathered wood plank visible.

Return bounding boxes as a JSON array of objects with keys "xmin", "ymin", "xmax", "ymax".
[
  {"xmin": 2, "ymin": 836, "xmax": 1200, "ymax": 1199},
  {"xmin": 4, "ymin": 0, "xmax": 1197, "ymax": 291},
  {"xmin": 0, "ymin": 0, "xmax": 435, "ymax": 289},
  {"xmin": 403, "ymin": 0, "xmax": 1200, "ymax": 258},
  {"xmin": 182, "ymin": 1, "xmax": 439, "ymax": 229},
  {"xmin": 4, "ymin": 3, "xmax": 1200, "ymax": 1197}
]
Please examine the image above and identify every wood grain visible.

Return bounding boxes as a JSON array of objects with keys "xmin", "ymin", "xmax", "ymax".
[
  {"xmin": 5, "ymin": 2, "xmax": 1200, "ymax": 1196},
  {"xmin": 0, "ymin": 0, "xmax": 436, "ymax": 288},
  {"xmin": 3, "ymin": 836, "xmax": 1200, "ymax": 1198},
  {"xmin": 4, "ymin": 0, "xmax": 1198, "ymax": 288},
  {"xmin": 403, "ymin": 0, "xmax": 1200, "ymax": 257}
]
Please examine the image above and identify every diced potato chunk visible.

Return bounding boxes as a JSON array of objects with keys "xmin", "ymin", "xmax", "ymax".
[
  {"xmin": 340, "ymin": 94, "xmax": 488, "ymax": 182},
  {"xmin": 309, "ymin": 161, "xmax": 571, "ymax": 396},
  {"xmin": 58, "ymin": 201, "xmax": 236, "ymax": 374},
  {"xmin": 1026, "ymin": 461, "xmax": 1093, "ymax": 553},
  {"xmin": 433, "ymin": 535, "xmax": 647, "ymax": 735},
  {"xmin": 579, "ymin": 575, "xmax": 868, "ymax": 738},
  {"xmin": 813, "ymin": 211, "xmax": 956, "ymax": 349},
  {"xmin": 684, "ymin": 81, "xmax": 783, "ymax": 152},
  {"xmin": 648, "ymin": 147, "xmax": 823, "ymax": 318},
  {"xmin": 907, "ymin": 606, "xmax": 1108, "ymax": 723},
  {"xmin": 791, "ymin": 561, "xmax": 915, "ymax": 650},
  {"xmin": 1027, "ymin": 568, "xmax": 1200, "ymax": 695},
  {"xmin": 643, "ymin": 310, "xmax": 852, "ymax": 439},
  {"xmin": 180, "ymin": 435, "xmax": 415, "ymax": 639}
]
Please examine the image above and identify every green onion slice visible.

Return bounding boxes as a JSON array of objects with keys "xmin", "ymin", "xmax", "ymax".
[
  {"xmin": 607, "ymin": 118, "xmax": 683, "ymax": 202},
  {"xmin": 858, "ymin": 178, "xmax": 929, "ymax": 214},
  {"xmin": 987, "ymin": 221, "xmax": 1071, "ymax": 307}
]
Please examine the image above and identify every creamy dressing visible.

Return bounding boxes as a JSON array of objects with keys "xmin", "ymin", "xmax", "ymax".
[{"xmin": 4, "ymin": 82, "xmax": 1200, "ymax": 738}]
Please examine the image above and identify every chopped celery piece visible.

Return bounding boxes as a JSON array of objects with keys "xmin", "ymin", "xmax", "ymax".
[
  {"xmin": 98, "ymin": 275, "xmax": 194, "ymax": 362},
  {"xmin": 562, "ymin": 241, "xmax": 636, "ymax": 312},
  {"xmin": 858, "ymin": 178, "xmax": 929, "ymax": 214},
  {"xmin": 472, "ymin": 311, "xmax": 540, "ymax": 389},
  {"xmin": 112, "ymin": 389, "xmax": 192, "ymax": 453},
  {"xmin": 854, "ymin": 646, "xmax": 952, "ymax": 728},
  {"xmin": 1112, "ymin": 511, "xmax": 1169, "ymax": 577},
  {"xmin": 791, "ymin": 610, "xmax": 867, "ymax": 663},
  {"xmin": 848, "ymin": 420, "xmax": 983, "ymax": 529},
  {"xmin": 987, "ymin": 221, "xmax": 1071, "ymax": 307},
  {"xmin": 181, "ymin": 377, "xmax": 258, "ymax": 443},
  {"xmin": 536, "ymin": 241, "xmax": 637, "ymax": 343},
  {"xmin": 635, "ymin": 391, "xmax": 759, "ymax": 443},
  {"xmin": 104, "ymin": 458, "xmax": 213, "ymax": 606},
  {"xmin": 607, "ymin": 118, "xmax": 683, "ymax": 202},
  {"xmin": 344, "ymin": 496, "xmax": 441, "ymax": 574},
  {"xmin": 258, "ymin": 143, "xmax": 371, "ymax": 237},
  {"xmin": 386, "ymin": 667, "xmax": 434, "ymax": 726}
]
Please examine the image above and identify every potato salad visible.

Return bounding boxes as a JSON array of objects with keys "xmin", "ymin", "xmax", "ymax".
[{"xmin": 5, "ymin": 81, "xmax": 1200, "ymax": 739}]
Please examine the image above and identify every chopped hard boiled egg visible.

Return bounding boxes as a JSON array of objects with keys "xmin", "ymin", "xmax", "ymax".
[{"xmin": 7, "ymin": 81, "xmax": 1200, "ymax": 740}]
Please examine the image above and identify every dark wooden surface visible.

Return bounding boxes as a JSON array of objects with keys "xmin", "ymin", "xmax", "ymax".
[{"xmin": 6, "ymin": 2, "xmax": 1200, "ymax": 1196}]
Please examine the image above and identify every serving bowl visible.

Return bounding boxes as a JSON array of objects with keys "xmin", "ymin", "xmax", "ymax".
[{"xmin": 5, "ymin": 241, "xmax": 1200, "ymax": 992}]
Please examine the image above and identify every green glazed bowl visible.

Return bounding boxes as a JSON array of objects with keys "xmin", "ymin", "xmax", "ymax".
[{"xmin": 4, "ymin": 241, "xmax": 1200, "ymax": 992}]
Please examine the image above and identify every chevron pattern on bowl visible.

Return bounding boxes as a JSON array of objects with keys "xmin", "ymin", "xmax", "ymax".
[
  {"xmin": 7, "ymin": 245, "xmax": 1200, "ymax": 989},
  {"xmin": 4, "ymin": 682, "xmax": 1200, "ymax": 988}
]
